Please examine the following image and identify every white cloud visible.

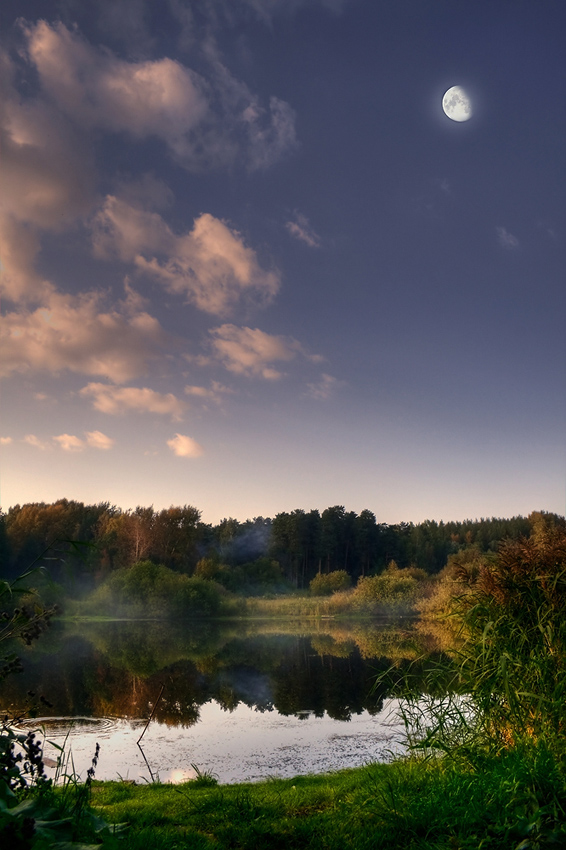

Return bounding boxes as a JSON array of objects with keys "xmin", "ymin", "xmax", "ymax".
[
  {"xmin": 286, "ymin": 212, "xmax": 321, "ymax": 248},
  {"xmin": 167, "ymin": 433, "xmax": 204, "ymax": 458},
  {"xmin": 0, "ymin": 291, "xmax": 170, "ymax": 382},
  {"xmin": 0, "ymin": 436, "xmax": 12, "ymax": 445},
  {"xmin": 306, "ymin": 373, "xmax": 339, "ymax": 400},
  {"xmin": 210, "ymin": 324, "xmax": 308, "ymax": 378},
  {"xmin": 53, "ymin": 433, "xmax": 85, "ymax": 452},
  {"xmin": 496, "ymin": 226, "xmax": 520, "ymax": 250},
  {"xmin": 80, "ymin": 383, "xmax": 185, "ymax": 420},
  {"xmin": 93, "ymin": 197, "xmax": 280, "ymax": 315},
  {"xmin": 85, "ymin": 430, "xmax": 115, "ymax": 450}
]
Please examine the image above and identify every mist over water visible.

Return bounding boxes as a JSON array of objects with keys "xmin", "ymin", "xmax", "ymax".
[{"xmin": 3, "ymin": 619, "xmax": 439, "ymax": 783}]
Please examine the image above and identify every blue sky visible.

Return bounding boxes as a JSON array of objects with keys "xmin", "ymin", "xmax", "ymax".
[{"xmin": 1, "ymin": 0, "xmax": 564, "ymax": 524}]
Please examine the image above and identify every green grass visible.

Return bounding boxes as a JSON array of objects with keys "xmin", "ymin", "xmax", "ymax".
[{"xmin": 86, "ymin": 741, "xmax": 566, "ymax": 850}]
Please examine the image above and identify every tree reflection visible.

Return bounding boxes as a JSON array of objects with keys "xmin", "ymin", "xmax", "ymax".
[{"xmin": 1, "ymin": 620, "xmax": 447, "ymax": 726}]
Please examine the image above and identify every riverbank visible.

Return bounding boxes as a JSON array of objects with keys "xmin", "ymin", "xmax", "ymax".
[{"xmin": 88, "ymin": 740, "xmax": 565, "ymax": 849}]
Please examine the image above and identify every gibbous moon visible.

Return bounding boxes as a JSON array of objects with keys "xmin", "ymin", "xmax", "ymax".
[{"xmin": 442, "ymin": 86, "xmax": 472, "ymax": 122}]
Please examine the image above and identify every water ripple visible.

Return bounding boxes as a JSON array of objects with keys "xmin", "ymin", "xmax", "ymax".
[{"xmin": 15, "ymin": 716, "xmax": 119, "ymax": 737}]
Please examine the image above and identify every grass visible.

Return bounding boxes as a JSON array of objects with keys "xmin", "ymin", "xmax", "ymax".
[{"xmin": 87, "ymin": 742, "xmax": 566, "ymax": 850}]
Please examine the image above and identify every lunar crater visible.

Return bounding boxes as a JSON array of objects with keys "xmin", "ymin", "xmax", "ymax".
[{"xmin": 442, "ymin": 86, "xmax": 472, "ymax": 122}]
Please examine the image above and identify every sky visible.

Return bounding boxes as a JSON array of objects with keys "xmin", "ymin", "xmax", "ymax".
[{"xmin": 1, "ymin": 0, "xmax": 565, "ymax": 526}]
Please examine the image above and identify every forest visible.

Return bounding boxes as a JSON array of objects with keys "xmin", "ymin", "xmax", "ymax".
[{"xmin": 0, "ymin": 499, "xmax": 548, "ymax": 593}]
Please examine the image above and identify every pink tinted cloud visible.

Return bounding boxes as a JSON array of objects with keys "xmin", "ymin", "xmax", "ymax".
[
  {"xmin": 167, "ymin": 433, "xmax": 204, "ymax": 458},
  {"xmin": 24, "ymin": 20, "xmax": 208, "ymax": 156},
  {"xmin": 0, "ymin": 292, "xmax": 170, "ymax": 382},
  {"xmin": 80, "ymin": 383, "xmax": 185, "ymax": 420},
  {"xmin": 210, "ymin": 324, "xmax": 305, "ymax": 378},
  {"xmin": 93, "ymin": 198, "xmax": 280, "ymax": 315}
]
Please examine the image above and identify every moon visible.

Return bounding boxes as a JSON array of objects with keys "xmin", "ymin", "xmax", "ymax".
[{"xmin": 442, "ymin": 86, "xmax": 472, "ymax": 122}]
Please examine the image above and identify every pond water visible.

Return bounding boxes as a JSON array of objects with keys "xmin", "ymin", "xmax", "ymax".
[{"xmin": 2, "ymin": 618, "xmax": 441, "ymax": 784}]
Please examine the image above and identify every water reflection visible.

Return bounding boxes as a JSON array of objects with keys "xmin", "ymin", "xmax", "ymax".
[{"xmin": 2, "ymin": 618, "xmax": 445, "ymax": 783}]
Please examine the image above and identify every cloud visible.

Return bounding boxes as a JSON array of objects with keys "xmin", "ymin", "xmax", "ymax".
[
  {"xmin": 0, "ymin": 216, "xmax": 54, "ymax": 302},
  {"xmin": 53, "ymin": 433, "xmax": 85, "ymax": 452},
  {"xmin": 0, "ymin": 49, "xmax": 93, "ymax": 302},
  {"xmin": 184, "ymin": 381, "xmax": 234, "ymax": 404},
  {"xmin": 1, "ymin": 17, "xmax": 296, "ymax": 307},
  {"xmin": 115, "ymin": 173, "xmax": 174, "ymax": 211},
  {"xmin": 93, "ymin": 197, "xmax": 280, "ymax": 315},
  {"xmin": 80, "ymin": 383, "xmax": 185, "ymax": 420},
  {"xmin": 0, "ymin": 49, "xmax": 96, "ymax": 302},
  {"xmin": 24, "ymin": 431, "xmax": 114, "ymax": 451},
  {"xmin": 0, "ymin": 291, "xmax": 170, "ymax": 382},
  {"xmin": 23, "ymin": 20, "xmax": 209, "ymax": 158},
  {"xmin": 241, "ymin": 95, "xmax": 297, "ymax": 171},
  {"xmin": 0, "ymin": 50, "xmax": 95, "ymax": 233},
  {"xmin": 210, "ymin": 324, "xmax": 310, "ymax": 378},
  {"xmin": 286, "ymin": 213, "xmax": 321, "ymax": 248},
  {"xmin": 496, "ymin": 226, "xmax": 520, "ymax": 250},
  {"xmin": 23, "ymin": 434, "xmax": 50, "ymax": 450},
  {"xmin": 0, "ymin": 436, "xmax": 12, "ymax": 445},
  {"xmin": 167, "ymin": 433, "xmax": 204, "ymax": 457},
  {"xmin": 306, "ymin": 373, "xmax": 339, "ymax": 400},
  {"xmin": 218, "ymin": 0, "xmax": 347, "ymax": 25},
  {"xmin": 17, "ymin": 20, "xmax": 296, "ymax": 173},
  {"xmin": 85, "ymin": 430, "xmax": 115, "ymax": 450}
]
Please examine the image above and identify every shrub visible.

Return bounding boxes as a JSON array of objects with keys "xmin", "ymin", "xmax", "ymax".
[
  {"xmin": 174, "ymin": 576, "xmax": 222, "ymax": 617},
  {"xmin": 396, "ymin": 521, "xmax": 566, "ymax": 759},
  {"xmin": 309, "ymin": 570, "xmax": 351, "ymax": 596},
  {"xmin": 88, "ymin": 560, "xmax": 223, "ymax": 618},
  {"xmin": 354, "ymin": 570, "xmax": 418, "ymax": 606}
]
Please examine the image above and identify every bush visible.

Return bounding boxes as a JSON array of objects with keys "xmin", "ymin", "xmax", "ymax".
[
  {"xmin": 395, "ymin": 520, "xmax": 566, "ymax": 760},
  {"xmin": 174, "ymin": 575, "xmax": 222, "ymax": 617},
  {"xmin": 88, "ymin": 561, "xmax": 223, "ymax": 618},
  {"xmin": 309, "ymin": 570, "xmax": 351, "ymax": 596},
  {"xmin": 354, "ymin": 570, "xmax": 418, "ymax": 606}
]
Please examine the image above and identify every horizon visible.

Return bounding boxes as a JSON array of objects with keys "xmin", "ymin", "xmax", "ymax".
[{"xmin": 2, "ymin": 495, "xmax": 562, "ymax": 530}]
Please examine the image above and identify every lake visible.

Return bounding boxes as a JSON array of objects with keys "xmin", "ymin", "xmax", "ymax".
[{"xmin": 2, "ymin": 617, "xmax": 443, "ymax": 784}]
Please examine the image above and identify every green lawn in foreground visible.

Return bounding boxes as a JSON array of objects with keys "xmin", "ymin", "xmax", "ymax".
[{"xmin": 90, "ymin": 742, "xmax": 566, "ymax": 850}]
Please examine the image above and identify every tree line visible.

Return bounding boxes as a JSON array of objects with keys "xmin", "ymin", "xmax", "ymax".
[{"xmin": 2, "ymin": 499, "xmax": 558, "ymax": 591}]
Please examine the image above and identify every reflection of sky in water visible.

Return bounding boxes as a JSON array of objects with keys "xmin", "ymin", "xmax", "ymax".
[{"xmin": 27, "ymin": 699, "xmax": 406, "ymax": 785}]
